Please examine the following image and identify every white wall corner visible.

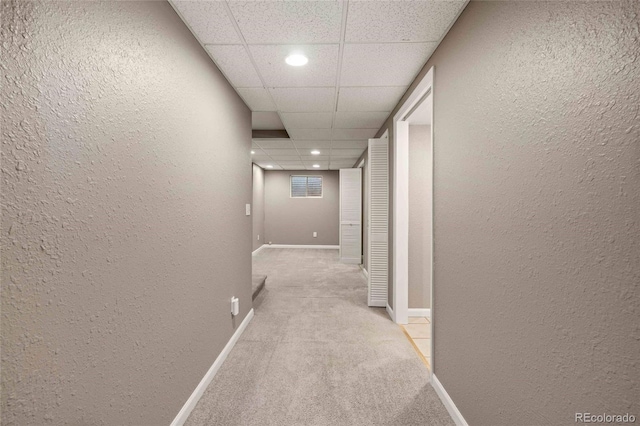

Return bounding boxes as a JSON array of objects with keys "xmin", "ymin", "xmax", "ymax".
[
  {"xmin": 171, "ymin": 309, "xmax": 255, "ymax": 426},
  {"xmin": 431, "ymin": 374, "xmax": 469, "ymax": 426}
]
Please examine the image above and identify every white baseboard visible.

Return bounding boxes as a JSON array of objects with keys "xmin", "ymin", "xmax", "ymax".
[
  {"xmin": 386, "ymin": 304, "xmax": 395, "ymax": 322},
  {"xmin": 407, "ymin": 308, "xmax": 431, "ymax": 318},
  {"xmin": 171, "ymin": 309, "xmax": 254, "ymax": 426},
  {"xmin": 252, "ymin": 244, "xmax": 266, "ymax": 256},
  {"xmin": 266, "ymin": 244, "xmax": 339, "ymax": 249},
  {"xmin": 431, "ymin": 374, "xmax": 468, "ymax": 426}
]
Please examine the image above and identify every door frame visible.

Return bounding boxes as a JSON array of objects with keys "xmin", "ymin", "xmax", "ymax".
[{"xmin": 392, "ymin": 67, "xmax": 434, "ymax": 360}]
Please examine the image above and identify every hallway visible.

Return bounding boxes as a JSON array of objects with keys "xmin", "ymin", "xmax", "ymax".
[
  {"xmin": 186, "ymin": 249, "xmax": 453, "ymax": 425},
  {"xmin": 3, "ymin": 1, "xmax": 638, "ymax": 424}
]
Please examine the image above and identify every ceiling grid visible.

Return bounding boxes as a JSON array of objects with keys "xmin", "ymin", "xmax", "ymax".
[{"xmin": 170, "ymin": 0, "xmax": 467, "ymax": 170}]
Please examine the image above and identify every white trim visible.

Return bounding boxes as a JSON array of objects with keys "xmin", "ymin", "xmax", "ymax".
[
  {"xmin": 171, "ymin": 309, "xmax": 254, "ymax": 426},
  {"xmin": 385, "ymin": 304, "xmax": 395, "ymax": 322},
  {"xmin": 252, "ymin": 244, "xmax": 266, "ymax": 256},
  {"xmin": 407, "ymin": 308, "xmax": 431, "ymax": 319},
  {"xmin": 359, "ymin": 265, "xmax": 368, "ymax": 279},
  {"xmin": 393, "ymin": 66, "xmax": 434, "ymax": 327},
  {"xmin": 265, "ymin": 244, "xmax": 339, "ymax": 249},
  {"xmin": 431, "ymin": 374, "xmax": 469, "ymax": 426}
]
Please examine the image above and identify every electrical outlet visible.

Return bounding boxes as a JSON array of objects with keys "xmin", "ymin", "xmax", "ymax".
[
  {"xmin": 245, "ymin": 204, "xmax": 251, "ymax": 216},
  {"xmin": 257, "ymin": 234, "xmax": 260, "ymax": 241},
  {"xmin": 313, "ymin": 232, "xmax": 317, "ymax": 238}
]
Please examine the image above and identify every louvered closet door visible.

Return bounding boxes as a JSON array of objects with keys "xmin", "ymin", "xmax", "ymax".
[
  {"xmin": 368, "ymin": 134, "xmax": 389, "ymax": 307},
  {"xmin": 339, "ymin": 168, "xmax": 362, "ymax": 264}
]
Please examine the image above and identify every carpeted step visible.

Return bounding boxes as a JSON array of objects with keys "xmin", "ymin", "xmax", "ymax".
[{"xmin": 252, "ymin": 274, "xmax": 267, "ymax": 300}]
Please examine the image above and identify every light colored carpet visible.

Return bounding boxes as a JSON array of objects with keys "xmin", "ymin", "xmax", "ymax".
[{"xmin": 186, "ymin": 248, "xmax": 454, "ymax": 426}]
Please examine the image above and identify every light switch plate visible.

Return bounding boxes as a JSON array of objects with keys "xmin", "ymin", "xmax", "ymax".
[
  {"xmin": 231, "ymin": 297, "xmax": 239, "ymax": 316},
  {"xmin": 245, "ymin": 204, "xmax": 251, "ymax": 216}
]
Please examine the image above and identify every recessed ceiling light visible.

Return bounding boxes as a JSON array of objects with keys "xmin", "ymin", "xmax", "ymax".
[
  {"xmin": 310, "ymin": 150, "xmax": 320, "ymax": 155},
  {"xmin": 285, "ymin": 54, "xmax": 308, "ymax": 67},
  {"xmin": 312, "ymin": 164, "xmax": 320, "ymax": 168},
  {"xmin": 266, "ymin": 165, "xmax": 273, "ymax": 168},
  {"xmin": 251, "ymin": 150, "xmax": 255, "ymax": 154}
]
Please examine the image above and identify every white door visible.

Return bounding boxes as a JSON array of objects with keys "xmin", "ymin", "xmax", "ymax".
[
  {"xmin": 368, "ymin": 133, "xmax": 389, "ymax": 307},
  {"xmin": 339, "ymin": 168, "xmax": 362, "ymax": 264}
]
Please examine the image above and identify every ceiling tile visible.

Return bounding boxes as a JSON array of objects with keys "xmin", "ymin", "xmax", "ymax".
[
  {"xmin": 337, "ymin": 86, "xmax": 406, "ymax": 112},
  {"xmin": 332, "ymin": 140, "xmax": 369, "ymax": 149},
  {"xmin": 299, "ymin": 147, "xmax": 328, "ymax": 156},
  {"xmin": 331, "ymin": 149, "xmax": 365, "ymax": 157},
  {"xmin": 251, "ymin": 112, "xmax": 285, "ymax": 130},
  {"xmin": 329, "ymin": 161, "xmax": 356, "ymax": 170},
  {"xmin": 332, "ymin": 128, "xmax": 378, "ymax": 140},
  {"xmin": 330, "ymin": 159, "xmax": 358, "ymax": 166},
  {"xmin": 293, "ymin": 140, "xmax": 333, "ymax": 148},
  {"xmin": 301, "ymin": 155, "xmax": 330, "ymax": 161},
  {"xmin": 227, "ymin": 1, "xmax": 343, "ymax": 44},
  {"xmin": 277, "ymin": 161, "xmax": 305, "ymax": 166},
  {"xmin": 281, "ymin": 165, "xmax": 308, "ymax": 170},
  {"xmin": 249, "ymin": 44, "xmax": 339, "ymax": 87},
  {"xmin": 270, "ymin": 156, "xmax": 302, "ymax": 161},
  {"xmin": 238, "ymin": 88, "xmax": 276, "ymax": 111},
  {"xmin": 205, "ymin": 45, "xmax": 262, "ymax": 88},
  {"xmin": 346, "ymin": 1, "xmax": 466, "ymax": 43},
  {"xmin": 252, "ymin": 155, "xmax": 271, "ymax": 161},
  {"xmin": 173, "ymin": 1, "xmax": 241, "ymax": 44},
  {"xmin": 334, "ymin": 112, "xmax": 388, "ymax": 129},
  {"xmin": 263, "ymin": 149, "xmax": 300, "ymax": 156},
  {"xmin": 331, "ymin": 158, "xmax": 360, "ymax": 166},
  {"xmin": 270, "ymin": 88, "xmax": 335, "ymax": 112},
  {"xmin": 288, "ymin": 128, "xmax": 333, "ymax": 140},
  {"xmin": 341, "ymin": 43, "xmax": 437, "ymax": 87},
  {"xmin": 281, "ymin": 112, "xmax": 333, "ymax": 129},
  {"xmin": 330, "ymin": 157, "xmax": 358, "ymax": 162},
  {"xmin": 253, "ymin": 139, "xmax": 294, "ymax": 149}
]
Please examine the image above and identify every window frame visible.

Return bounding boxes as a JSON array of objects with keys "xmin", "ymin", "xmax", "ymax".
[{"xmin": 290, "ymin": 175, "xmax": 323, "ymax": 199}]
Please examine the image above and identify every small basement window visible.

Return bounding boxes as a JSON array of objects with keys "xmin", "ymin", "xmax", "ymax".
[{"xmin": 290, "ymin": 175, "xmax": 323, "ymax": 198}]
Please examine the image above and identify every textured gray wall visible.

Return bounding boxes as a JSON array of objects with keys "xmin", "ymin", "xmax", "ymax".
[
  {"xmin": 377, "ymin": 1, "xmax": 640, "ymax": 423},
  {"xmin": 252, "ymin": 164, "xmax": 265, "ymax": 252},
  {"xmin": 264, "ymin": 170, "xmax": 339, "ymax": 245},
  {"xmin": 408, "ymin": 125, "xmax": 431, "ymax": 309},
  {"xmin": 1, "ymin": 1, "xmax": 253, "ymax": 424}
]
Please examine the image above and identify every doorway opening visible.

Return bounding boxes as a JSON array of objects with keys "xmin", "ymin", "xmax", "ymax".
[{"xmin": 392, "ymin": 67, "xmax": 434, "ymax": 371}]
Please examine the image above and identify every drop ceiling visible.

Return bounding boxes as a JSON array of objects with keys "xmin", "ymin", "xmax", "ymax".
[{"xmin": 171, "ymin": 0, "xmax": 467, "ymax": 170}]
